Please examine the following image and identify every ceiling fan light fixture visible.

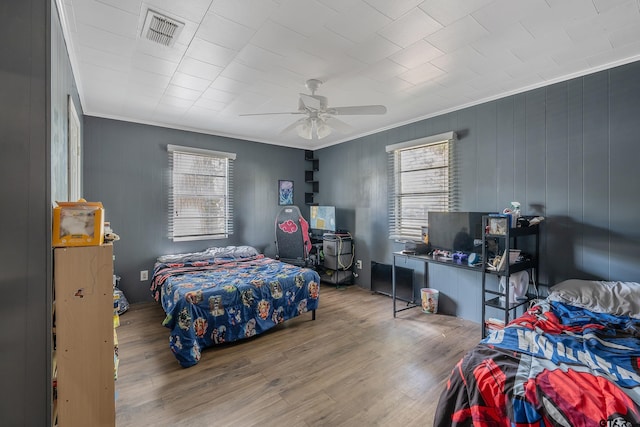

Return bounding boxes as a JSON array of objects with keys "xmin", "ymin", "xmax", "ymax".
[
  {"xmin": 316, "ymin": 119, "xmax": 331, "ymax": 139},
  {"xmin": 296, "ymin": 118, "xmax": 313, "ymax": 140}
]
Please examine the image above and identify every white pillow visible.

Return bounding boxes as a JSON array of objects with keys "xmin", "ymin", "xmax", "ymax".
[
  {"xmin": 157, "ymin": 245, "xmax": 259, "ymax": 263},
  {"xmin": 548, "ymin": 279, "xmax": 640, "ymax": 318}
]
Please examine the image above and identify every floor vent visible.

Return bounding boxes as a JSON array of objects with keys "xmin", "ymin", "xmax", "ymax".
[{"xmin": 141, "ymin": 9, "xmax": 184, "ymax": 47}]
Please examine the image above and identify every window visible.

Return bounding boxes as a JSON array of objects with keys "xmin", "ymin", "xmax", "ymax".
[
  {"xmin": 168, "ymin": 144, "xmax": 235, "ymax": 241},
  {"xmin": 386, "ymin": 131, "xmax": 456, "ymax": 241}
]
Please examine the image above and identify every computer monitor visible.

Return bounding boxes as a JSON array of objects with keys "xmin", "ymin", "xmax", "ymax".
[{"xmin": 309, "ymin": 205, "xmax": 336, "ymax": 233}]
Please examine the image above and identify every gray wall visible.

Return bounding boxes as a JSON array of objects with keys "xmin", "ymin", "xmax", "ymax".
[
  {"xmin": 83, "ymin": 117, "xmax": 308, "ymax": 303},
  {"xmin": 0, "ymin": 0, "xmax": 51, "ymax": 424},
  {"xmin": 315, "ymin": 60, "xmax": 640, "ymax": 322}
]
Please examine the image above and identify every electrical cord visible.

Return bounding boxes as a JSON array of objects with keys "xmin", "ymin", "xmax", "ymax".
[{"xmin": 336, "ymin": 232, "xmax": 354, "ymax": 270}]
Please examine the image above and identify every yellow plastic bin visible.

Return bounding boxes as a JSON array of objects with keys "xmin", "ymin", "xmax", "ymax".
[{"xmin": 420, "ymin": 288, "xmax": 439, "ymax": 314}]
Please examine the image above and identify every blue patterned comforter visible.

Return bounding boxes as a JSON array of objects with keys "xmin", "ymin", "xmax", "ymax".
[{"xmin": 151, "ymin": 254, "xmax": 320, "ymax": 367}]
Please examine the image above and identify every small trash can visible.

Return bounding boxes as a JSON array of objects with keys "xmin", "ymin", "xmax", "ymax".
[{"xmin": 420, "ymin": 288, "xmax": 439, "ymax": 314}]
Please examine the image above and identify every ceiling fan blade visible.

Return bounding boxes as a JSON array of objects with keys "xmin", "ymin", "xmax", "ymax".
[
  {"xmin": 324, "ymin": 116, "xmax": 352, "ymax": 134},
  {"xmin": 327, "ymin": 105, "xmax": 387, "ymax": 115},
  {"xmin": 239, "ymin": 111, "xmax": 305, "ymax": 116},
  {"xmin": 299, "ymin": 93, "xmax": 322, "ymax": 111}
]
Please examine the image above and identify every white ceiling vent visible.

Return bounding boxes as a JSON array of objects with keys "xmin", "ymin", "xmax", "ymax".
[{"xmin": 141, "ymin": 9, "xmax": 184, "ymax": 47}]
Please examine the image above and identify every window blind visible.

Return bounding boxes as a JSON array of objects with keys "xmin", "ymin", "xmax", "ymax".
[
  {"xmin": 386, "ymin": 132, "xmax": 457, "ymax": 241},
  {"xmin": 167, "ymin": 145, "xmax": 236, "ymax": 241}
]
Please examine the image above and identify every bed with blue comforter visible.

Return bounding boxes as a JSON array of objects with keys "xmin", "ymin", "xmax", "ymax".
[
  {"xmin": 434, "ymin": 279, "xmax": 640, "ymax": 426},
  {"xmin": 150, "ymin": 246, "xmax": 320, "ymax": 367}
]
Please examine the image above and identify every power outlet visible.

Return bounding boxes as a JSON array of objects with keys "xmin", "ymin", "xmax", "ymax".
[
  {"xmin": 140, "ymin": 270, "xmax": 148, "ymax": 281},
  {"xmin": 356, "ymin": 259, "xmax": 363, "ymax": 270}
]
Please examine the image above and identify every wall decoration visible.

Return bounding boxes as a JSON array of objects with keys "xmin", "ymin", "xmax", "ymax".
[
  {"xmin": 68, "ymin": 95, "xmax": 81, "ymax": 201},
  {"xmin": 278, "ymin": 180, "xmax": 294, "ymax": 205}
]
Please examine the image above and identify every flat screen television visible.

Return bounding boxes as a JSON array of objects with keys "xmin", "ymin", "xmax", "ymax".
[
  {"xmin": 427, "ymin": 211, "xmax": 490, "ymax": 253},
  {"xmin": 309, "ymin": 205, "xmax": 336, "ymax": 233}
]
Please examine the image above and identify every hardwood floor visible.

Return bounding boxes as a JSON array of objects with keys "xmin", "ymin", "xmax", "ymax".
[{"xmin": 115, "ymin": 285, "xmax": 480, "ymax": 427}]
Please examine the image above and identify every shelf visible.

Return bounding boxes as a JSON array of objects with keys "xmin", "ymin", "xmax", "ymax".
[
  {"xmin": 484, "ymin": 296, "xmax": 530, "ymax": 311},
  {"xmin": 484, "ymin": 259, "xmax": 537, "ymax": 276},
  {"xmin": 481, "ymin": 215, "xmax": 540, "ymax": 338},
  {"xmin": 305, "ymin": 193, "xmax": 315, "ymax": 205}
]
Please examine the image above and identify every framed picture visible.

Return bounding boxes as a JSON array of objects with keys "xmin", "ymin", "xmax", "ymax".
[
  {"xmin": 278, "ymin": 180, "xmax": 294, "ymax": 205},
  {"xmin": 68, "ymin": 95, "xmax": 82, "ymax": 201},
  {"xmin": 488, "ymin": 215, "xmax": 509, "ymax": 235}
]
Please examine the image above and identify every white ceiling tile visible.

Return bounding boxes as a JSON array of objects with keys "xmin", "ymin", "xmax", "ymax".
[
  {"xmin": 389, "ymin": 40, "xmax": 444, "ymax": 69},
  {"xmin": 141, "ymin": 0, "xmax": 212, "ymax": 23},
  {"xmin": 520, "ymin": 0, "xmax": 597, "ymax": 39},
  {"xmin": 382, "ymin": 76, "xmax": 415, "ymax": 93},
  {"xmin": 211, "ymin": 0, "xmax": 280, "ymax": 30},
  {"xmin": 315, "ymin": 0, "xmax": 362, "ymax": 14},
  {"xmin": 208, "ymin": 76, "xmax": 247, "ymax": 94},
  {"xmin": 363, "ymin": 0, "xmax": 423, "ymax": 20},
  {"xmin": 418, "ymin": 0, "xmax": 495, "ymax": 26},
  {"xmin": 124, "ymin": 82, "xmax": 163, "ymax": 101},
  {"xmin": 193, "ymin": 97, "xmax": 227, "ymax": 111},
  {"xmin": 202, "ymin": 87, "xmax": 238, "ymax": 103},
  {"xmin": 220, "ymin": 62, "xmax": 267, "ymax": 85},
  {"xmin": 95, "ymin": 0, "xmax": 143, "ymax": 15},
  {"xmin": 471, "ymin": 0, "xmax": 550, "ymax": 34},
  {"xmin": 426, "ymin": 15, "xmax": 489, "ymax": 54},
  {"xmin": 429, "ymin": 65, "xmax": 478, "ymax": 88},
  {"xmin": 164, "ymin": 84, "xmax": 203, "ymax": 101},
  {"xmin": 120, "ymin": 94, "xmax": 160, "ymax": 115},
  {"xmin": 134, "ymin": 38, "xmax": 189, "ymax": 64},
  {"xmin": 131, "ymin": 52, "xmax": 179, "ymax": 76},
  {"xmin": 157, "ymin": 94, "xmax": 194, "ymax": 109},
  {"xmin": 585, "ymin": 40, "xmax": 640, "ymax": 68},
  {"xmin": 378, "ymin": 8, "xmax": 442, "ymax": 48},
  {"xmin": 347, "ymin": 34, "xmax": 402, "ymax": 64},
  {"xmin": 324, "ymin": 1, "xmax": 391, "ymax": 43},
  {"xmin": 509, "ymin": 29, "xmax": 573, "ymax": 62},
  {"xmin": 72, "ymin": 0, "xmax": 139, "ymax": 38},
  {"xmin": 608, "ymin": 24, "xmax": 640, "ymax": 49},
  {"xmin": 591, "ymin": 0, "xmax": 633, "ymax": 14},
  {"xmin": 279, "ymin": 51, "xmax": 335, "ymax": 81},
  {"xmin": 551, "ymin": 35, "xmax": 613, "ymax": 66},
  {"xmin": 564, "ymin": 1, "xmax": 640, "ymax": 42},
  {"xmin": 127, "ymin": 68, "xmax": 172, "ymax": 88},
  {"xmin": 197, "ymin": 12, "xmax": 256, "ymax": 51},
  {"xmin": 270, "ymin": 0, "xmax": 338, "ymax": 36},
  {"xmin": 73, "ymin": 22, "xmax": 136, "ymax": 57},
  {"xmin": 398, "ymin": 62, "xmax": 445, "ymax": 85},
  {"xmin": 235, "ymin": 44, "xmax": 285, "ymax": 71},
  {"xmin": 249, "ymin": 21, "xmax": 309, "ymax": 57},
  {"xmin": 76, "ymin": 44, "xmax": 132, "ymax": 73},
  {"xmin": 361, "ymin": 59, "xmax": 408, "ymax": 82},
  {"xmin": 185, "ymin": 38, "xmax": 237, "ymax": 67},
  {"xmin": 537, "ymin": 58, "xmax": 591, "ymax": 82},
  {"xmin": 177, "ymin": 57, "xmax": 224, "ymax": 81}
]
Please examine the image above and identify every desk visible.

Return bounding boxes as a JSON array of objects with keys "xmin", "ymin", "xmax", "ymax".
[{"xmin": 392, "ymin": 251, "xmax": 482, "ymax": 317}]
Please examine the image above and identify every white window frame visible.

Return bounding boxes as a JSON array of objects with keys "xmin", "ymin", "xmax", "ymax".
[
  {"xmin": 386, "ymin": 131, "xmax": 456, "ymax": 241},
  {"xmin": 168, "ymin": 144, "xmax": 236, "ymax": 241}
]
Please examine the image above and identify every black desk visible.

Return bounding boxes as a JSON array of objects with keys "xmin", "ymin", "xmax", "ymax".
[{"xmin": 391, "ymin": 251, "xmax": 483, "ymax": 317}]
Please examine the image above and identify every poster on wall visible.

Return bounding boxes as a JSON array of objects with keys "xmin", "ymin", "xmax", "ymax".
[
  {"xmin": 278, "ymin": 180, "xmax": 293, "ymax": 205},
  {"xmin": 68, "ymin": 95, "xmax": 81, "ymax": 202}
]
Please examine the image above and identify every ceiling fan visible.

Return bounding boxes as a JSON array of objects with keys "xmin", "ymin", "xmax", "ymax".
[{"xmin": 240, "ymin": 79, "xmax": 387, "ymax": 140}]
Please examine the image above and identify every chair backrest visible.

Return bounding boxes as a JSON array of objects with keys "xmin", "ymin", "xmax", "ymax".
[{"xmin": 275, "ymin": 206, "xmax": 311, "ymax": 263}]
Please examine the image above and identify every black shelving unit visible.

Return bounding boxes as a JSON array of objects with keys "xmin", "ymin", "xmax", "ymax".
[
  {"xmin": 481, "ymin": 215, "xmax": 540, "ymax": 338},
  {"xmin": 304, "ymin": 150, "xmax": 318, "ymax": 205}
]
